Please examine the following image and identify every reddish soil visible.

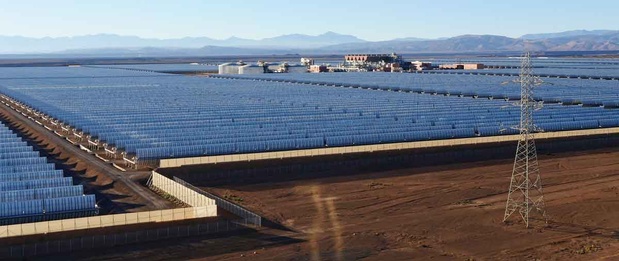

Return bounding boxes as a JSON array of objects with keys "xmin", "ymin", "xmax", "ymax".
[{"xmin": 194, "ymin": 148, "xmax": 619, "ymax": 260}]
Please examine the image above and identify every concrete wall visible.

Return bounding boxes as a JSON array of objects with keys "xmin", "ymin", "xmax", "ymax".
[
  {"xmin": 0, "ymin": 219, "xmax": 249, "ymax": 259},
  {"xmin": 0, "ymin": 172, "xmax": 219, "ymax": 239},
  {"xmin": 0, "ymin": 206, "xmax": 216, "ymax": 239},
  {"xmin": 149, "ymin": 171, "xmax": 216, "ymax": 207},
  {"xmin": 159, "ymin": 127, "xmax": 619, "ymax": 168}
]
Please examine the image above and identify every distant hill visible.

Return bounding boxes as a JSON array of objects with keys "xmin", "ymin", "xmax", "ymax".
[
  {"xmin": 520, "ymin": 30, "xmax": 618, "ymax": 40},
  {"xmin": 1, "ymin": 30, "xmax": 619, "ymax": 56},
  {"xmin": 381, "ymin": 37, "xmax": 430, "ymax": 42},
  {"xmin": 319, "ymin": 35, "xmax": 523, "ymax": 53},
  {"xmin": 319, "ymin": 33, "xmax": 619, "ymax": 54},
  {"xmin": 257, "ymin": 31, "xmax": 365, "ymax": 48},
  {"xmin": 58, "ymin": 45, "xmax": 298, "ymax": 57},
  {"xmin": 0, "ymin": 34, "xmax": 218, "ymax": 54},
  {"xmin": 0, "ymin": 32, "xmax": 365, "ymax": 54}
]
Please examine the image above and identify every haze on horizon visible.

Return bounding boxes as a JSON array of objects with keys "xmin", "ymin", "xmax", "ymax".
[{"xmin": 0, "ymin": 0, "xmax": 617, "ymax": 41}]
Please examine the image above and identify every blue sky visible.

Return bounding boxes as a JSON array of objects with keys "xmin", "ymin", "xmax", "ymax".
[{"xmin": 0, "ymin": 0, "xmax": 616, "ymax": 40}]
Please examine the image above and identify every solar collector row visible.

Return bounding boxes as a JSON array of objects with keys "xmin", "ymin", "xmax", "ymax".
[
  {"xmin": 228, "ymin": 72, "xmax": 619, "ymax": 104},
  {"xmin": 0, "ymin": 195, "xmax": 97, "ymax": 218},
  {"xmin": 0, "ymin": 118, "xmax": 98, "ymax": 223},
  {"xmin": 0, "ymin": 177, "xmax": 74, "ymax": 192},
  {"xmin": 0, "ymin": 186, "xmax": 84, "ymax": 203},
  {"xmin": 0, "ymin": 170, "xmax": 64, "ymax": 182},
  {"xmin": 0, "ymin": 163, "xmax": 57, "ymax": 174},
  {"xmin": 2, "ymin": 69, "xmax": 619, "ymax": 161}
]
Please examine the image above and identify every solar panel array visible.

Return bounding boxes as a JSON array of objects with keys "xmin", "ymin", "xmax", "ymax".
[
  {"xmin": 417, "ymin": 57, "xmax": 619, "ymax": 80},
  {"xmin": 0, "ymin": 121, "xmax": 97, "ymax": 225},
  {"xmin": 463, "ymin": 68, "xmax": 619, "ymax": 79},
  {"xmin": 1, "ymin": 65, "xmax": 619, "ymax": 162},
  {"xmin": 0, "ymin": 66, "xmax": 164, "ymax": 79},
  {"xmin": 86, "ymin": 64, "xmax": 219, "ymax": 74},
  {"xmin": 427, "ymin": 57, "xmax": 619, "ymax": 68},
  {"xmin": 227, "ymin": 72, "xmax": 619, "ymax": 106}
]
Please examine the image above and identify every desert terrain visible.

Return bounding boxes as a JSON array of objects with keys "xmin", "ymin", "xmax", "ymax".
[{"xmin": 63, "ymin": 146, "xmax": 619, "ymax": 260}]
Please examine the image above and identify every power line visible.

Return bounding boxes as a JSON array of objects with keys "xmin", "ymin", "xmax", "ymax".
[{"xmin": 503, "ymin": 52, "xmax": 549, "ymax": 228}]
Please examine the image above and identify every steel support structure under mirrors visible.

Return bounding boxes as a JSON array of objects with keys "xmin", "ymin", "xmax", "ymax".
[{"xmin": 503, "ymin": 52, "xmax": 549, "ymax": 228}]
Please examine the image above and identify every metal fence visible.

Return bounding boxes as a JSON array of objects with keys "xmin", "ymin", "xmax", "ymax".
[
  {"xmin": 174, "ymin": 177, "xmax": 262, "ymax": 227},
  {"xmin": 0, "ymin": 219, "xmax": 250, "ymax": 259}
]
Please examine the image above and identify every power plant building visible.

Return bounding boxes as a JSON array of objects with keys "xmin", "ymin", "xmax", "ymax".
[
  {"xmin": 218, "ymin": 62, "xmax": 246, "ymax": 74},
  {"xmin": 345, "ymin": 53, "xmax": 402, "ymax": 65},
  {"xmin": 285, "ymin": 65, "xmax": 310, "ymax": 73},
  {"xmin": 411, "ymin": 61, "xmax": 434, "ymax": 71},
  {"xmin": 238, "ymin": 64, "xmax": 268, "ymax": 74},
  {"xmin": 439, "ymin": 63, "xmax": 485, "ymax": 70},
  {"xmin": 219, "ymin": 62, "xmax": 307, "ymax": 74},
  {"xmin": 309, "ymin": 65, "xmax": 328, "ymax": 73}
]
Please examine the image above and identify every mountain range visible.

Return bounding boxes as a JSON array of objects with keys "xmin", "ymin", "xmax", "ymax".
[
  {"xmin": 1, "ymin": 30, "xmax": 618, "ymax": 56},
  {"xmin": 321, "ymin": 32, "xmax": 619, "ymax": 53},
  {"xmin": 0, "ymin": 31, "xmax": 365, "ymax": 54},
  {"xmin": 520, "ymin": 30, "xmax": 618, "ymax": 40}
]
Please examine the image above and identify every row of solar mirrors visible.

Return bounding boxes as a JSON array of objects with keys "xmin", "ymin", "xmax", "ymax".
[
  {"xmin": 0, "ymin": 122, "xmax": 98, "ymax": 225},
  {"xmin": 220, "ymin": 73, "xmax": 619, "ymax": 106}
]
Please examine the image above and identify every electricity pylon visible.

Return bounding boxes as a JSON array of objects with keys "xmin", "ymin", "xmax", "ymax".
[{"xmin": 503, "ymin": 52, "xmax": 548, "ymax": 228}]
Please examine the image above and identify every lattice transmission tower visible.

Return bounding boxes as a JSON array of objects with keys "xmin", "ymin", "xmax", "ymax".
[{"xmin": 503, "ymin": 52, "xmax": 549, "ymax": 228}]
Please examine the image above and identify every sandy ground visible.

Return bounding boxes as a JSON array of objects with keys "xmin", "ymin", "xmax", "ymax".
[{"xmin": 194, "ymin": 148, "xmax": 619, "ymax": 260}]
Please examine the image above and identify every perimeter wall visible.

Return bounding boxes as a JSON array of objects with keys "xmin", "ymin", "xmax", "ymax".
[
  {"xmin": 0, "ymin": 172, "xmax": 225, "ymax": 258},
  {"xmin": 0, "ymin": 172, "xmax": 217, "ymax": 239},
  {"xmin": 159, "ymin": 127, "xmax": 619, "ymax": 168}
]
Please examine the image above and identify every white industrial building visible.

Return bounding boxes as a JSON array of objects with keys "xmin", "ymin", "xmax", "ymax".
[
  {"xmin": 218, "ymin": 62, "xmax": 246, "ymax": 74},
  {"xmin": 218, "ymin": 62, "xmax": 307, "ymax": 75},
  {"xmin": 239, "ymin": 64, "xmax": 268, "ymax": 74}
]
